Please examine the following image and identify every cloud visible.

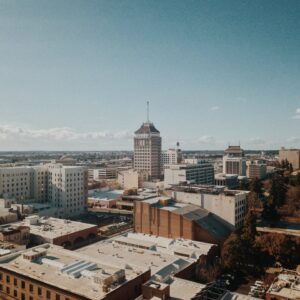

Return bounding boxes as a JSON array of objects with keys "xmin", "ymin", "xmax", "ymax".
[
  {"xmin": 0, "ymin": 125, "xmax": 133, "ymax": 142},
  {"xmin": 292, "ymin": 108, "xmax": 300, "ymax": 119},
  {"xmin": 247, "ymin": 137, "xmax": 266, "ymax": 146},
  {"xmin": 211, "ymin": 106, "xmax": 220, "ymax": 111},
  {"xmin": 286, "ymin": 137, "xmax": 300, "ymax": 143},
  {"xmin": 198, "ymin": 135, "xmax": 215, "ymax": 144}
]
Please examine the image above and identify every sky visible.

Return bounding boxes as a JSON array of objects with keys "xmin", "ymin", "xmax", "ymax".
[{"xmin": 0, "ymin": 0, "xmax": 299, "ymax": 151}]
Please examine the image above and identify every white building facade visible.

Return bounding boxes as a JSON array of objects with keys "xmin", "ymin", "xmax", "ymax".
[
  {"xmin": 0, "ymin": 164, "xmax": 88, "ymax": 218},
  {"xmin": 164, "ymin": 161, "xmax": 214, "ymax": 187},
  {"xmin": 172, "ymin": 186, "xmax": 248, "ymax": 229}
]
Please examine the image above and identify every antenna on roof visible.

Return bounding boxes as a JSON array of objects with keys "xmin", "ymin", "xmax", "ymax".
[{"xmin": 146, "ymin": 101, "xmax": 150, "ymax": 123}]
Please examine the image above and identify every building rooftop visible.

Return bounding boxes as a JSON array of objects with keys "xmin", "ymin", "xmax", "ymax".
[
  {"xmin": 88, "ymin": 189, "xmax": 124, "ymax": 201},
  {"xmin": 267, "ymin": 270, "xmax": 300, "ymax": 300},
  {"xmin": 14, "ymin": 216, "xmax": 96, "ymax": 240},
  {"xmin": 141, "ymin": 197, "xmax": 232, "ymax": 240},
  {"xmin": 77, "ymin": 233, "xmax": 215, "ymax": 282},
  {"xmin": 135, "ymin": 122, "xmax": 160, "ymax": 134},
  {"xmin": 224, "ymin": 146, "xmax": 244, "ymax": 154},
  {"xmin": 170, "ymin": 184, "xmax": 248, "ymax": 196},
  {"xmin": 0, "ymin": 244, "xmax": 146, "ymax": 300},
  {"xmin": 169, "ymin": 277, "xmax": 205, "ymax": 299}
]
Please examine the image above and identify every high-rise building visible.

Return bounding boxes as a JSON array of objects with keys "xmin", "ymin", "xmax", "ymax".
[
  {"xmin": 223, "ymin": 145, "xmax": 246, "ymax": 176},
  {"xmin": 134, "ymin": 120, "xmax": 162, "ymax": 180}
]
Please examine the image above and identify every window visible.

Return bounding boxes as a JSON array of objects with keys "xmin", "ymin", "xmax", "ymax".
[
  {"xmin": 14, "ymin": 290, "xmax": 18, "ymax": 297},
  {"xmin": 46, "ymin": 290, "xmax": 51, "ymax": 299},
  {"xmin": 6, "ymin": 287, "xmax": 10, "ymax": 295},
  {"xmin": 56, "ymin": 294, "xmax": 60, "ymax": 300},
  {"xmin": 6, "ymin": 275, "xmax": 10, "ymax": 283},
  {"xmin": 21, "ymin": 293, "xmax": 26, "ymax": 300},
  {"xmin": 38, "ymin": 287, "xmax": 42, "ymax": 295},
  {"xmin": 29, "ymin": 284, "xmax": 33, "ymax": 292},
  {"xmin": 21, "ymin": 280, "xmax": 25, "ymax": 289},
  {"xmin": 14, "ymin": 278, "xmax": 18, "ymax": 286}
]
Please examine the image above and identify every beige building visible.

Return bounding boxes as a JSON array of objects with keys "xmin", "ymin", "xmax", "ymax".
[
  {"xmin": 172, "ymin": 185, "xmax": 248, "ymax": 229},
  {"xmin": 279, "ymin": 147, "xmax": 300, "ymax": 170},
  {"xmin": 246, "ymin": 161, "xmax": 267, "ymax": 179},
  {"xmin": 48, "ymin": 164, "xmax": 88, "ymax": 217},
  {"xmin": 134, "ymin": 122, "xmax": 162, "ymax": 180},
  {"xmin": 223, "ymin": 146, "xmax": 247, "ymax": 176},
  {"xmin": 0, "ymin": 164, "xmax": 88, "ymax": 218},
  {"xmin": 164, "ymin": 161, "xmax": 214, "ymax": 188},
  {"xmin": 0, "ymin": 244, "xmax": 150, "ymax": 300},
  {"xmin": 117, "ymin": 169, "xmax": 139, "ymax": 189}
]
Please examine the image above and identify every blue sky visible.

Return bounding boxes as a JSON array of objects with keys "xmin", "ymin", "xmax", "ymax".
[{"xmin": 0, "ymin": 0, "xmax": 299, "ymax": 151}]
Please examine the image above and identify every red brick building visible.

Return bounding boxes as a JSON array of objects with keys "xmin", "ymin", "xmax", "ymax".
[{"xmin": 134, "ymin": 197, "xmax": 231, "ymax": 244}]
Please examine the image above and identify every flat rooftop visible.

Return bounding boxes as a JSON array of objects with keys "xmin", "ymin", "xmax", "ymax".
[
  {"xmin": 0, "ymin": 244, "xmax": 145, "ymax": 300},
  {"xmin": 267, "ymin": 271, "xmax": 300, "ymax": 300},
  {"xmin": 15, "ymin": 216, "xmax": 97, "ymax": 240},
  {"xmin": 169, "ymin": 277, "xmax": 205, "ymax": 299},
  {"xmin": 77, "ymin": 233, "xmax": 215, "ymax": 282},
  {"xmin": 141, "ymin": 198, "xmax": 232, "ymax": 239},
  {"xmin": 88, "ymin": 189, "xmax": 124, "ymax": 200}
]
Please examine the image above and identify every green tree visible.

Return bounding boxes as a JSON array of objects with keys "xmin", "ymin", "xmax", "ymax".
[
  {"xmin": 250, "ymin": 178, "xmax": 263, "ymax": 197},
  {"xmin": 262, "ymin": 198, "xmax": 280, "ymax": 224},
  {"xmin": 269, "ymin": 174, "xmax": 287, "ymax": 207}
]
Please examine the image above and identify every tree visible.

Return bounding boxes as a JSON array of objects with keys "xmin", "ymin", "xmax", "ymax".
[
  {"xmin": 256, "ymin": 234, "xmax": 300, "ymax": 269},
  {"xmin": 221, "ymin": 233, "xmax": 243, "ymax": 272},
  {"xmin": 250, "ymin": 178, "xmax": 263, "ymax": 197},
  {"xmin": 286, "ymin": 186, "xmax": 300, "ymax": 215},
  {"xmin": 262, "ymin": 198, "xmax": 280, "ymax": 224},
  {"xmin": 269, "ymin": 174, "xmax": 287, "ymax": 207},
  {"xmin": 241, "ymin": 211, "xmax": 257, "ymax": 242}
]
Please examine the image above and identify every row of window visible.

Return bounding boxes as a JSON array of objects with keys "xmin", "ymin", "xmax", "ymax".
[{"xmin": 0, "ymin": 274, "xmax": 71, "ymax": 300}]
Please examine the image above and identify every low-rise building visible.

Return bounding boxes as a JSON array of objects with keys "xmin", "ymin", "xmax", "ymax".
[
  {"xmin": 171, "ymin": 185, "xmax": 248, "ymax": 229},
  {"xmin": 0, "ymin": 225, "xmax": 30, "ymax": 246},
  {"xmin": 15, "ymin": 215, "xmax": 98, "ymax": 249},
  {"xmin": 279, "ymin": 147, "xmax": 300, "ymax": 170},
  {"xmin": 117, "ymin": 169, "xmax": 139, "ymax": 189},
  {"xmin": 214, "ymin": 173, "xmax": 239, "ymax": 189},
  {"xmin": 164, "ymin": 161, "xmax": 214, "ymax": 188},
  {"xmin": 77, "ymin": 232, "xmax": 215, "ymax": 283},
  {"xmin": 247, "ymin": 161, "xmax": 267, "ymax": 179},
  {"xmin": 88, "ymin": 168, "xmax": 118, "ymax": 181},
  {"xmin": 134, "ymin": 197, "xmax": 231, "ymax": 243},
  {"xmin": 0, "ymin": 243, "xmax": 150, "ymax": 300},
  {"xmin": 88, "ymin": 188, "xmax": 123, "ymax": 208},
  {"xmin": 266, "ymin": 269, "xmax": 300, "ymax": 300}
]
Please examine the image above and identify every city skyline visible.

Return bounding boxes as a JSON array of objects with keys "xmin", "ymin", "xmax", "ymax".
[{"xmin": 0, "ymin": 0, "xmax": 300, "ymax": 151}]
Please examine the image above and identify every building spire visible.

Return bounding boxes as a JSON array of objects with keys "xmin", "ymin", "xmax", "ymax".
[{"xmin": 147, "ymin": 101, "xmax": 150, "ymax": 123}]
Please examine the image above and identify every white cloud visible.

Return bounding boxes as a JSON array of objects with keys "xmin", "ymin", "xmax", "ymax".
[
  {"xmin": 211, "ymin": 106, "xmax": 220, "ymax": 111},
  {"xmin": 247, "ymin": 137, "xmax": 266, "ymax": 146},
  {"xmin": 292, "ymin": 108, "xmax": 300, "ymax": 119},
  {"xmin": 287, "ymin": 137, "xmax": 300, "ymax": 143},
  {"xmin": 0, "ymin": 125, "xmax": 132, "ymax": 142},
  {"xmin": 198, "ymin": 135, "xmax": 215, "ymax": 144}
]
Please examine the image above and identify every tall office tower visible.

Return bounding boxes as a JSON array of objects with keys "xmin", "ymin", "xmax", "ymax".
[
  {"xmin": 134, "ymin": 103, "xmax": 162, "ymax": 180},
  {"xmin": 223, "ymin": 145, "xmax": 246, "ymax": 176}
]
